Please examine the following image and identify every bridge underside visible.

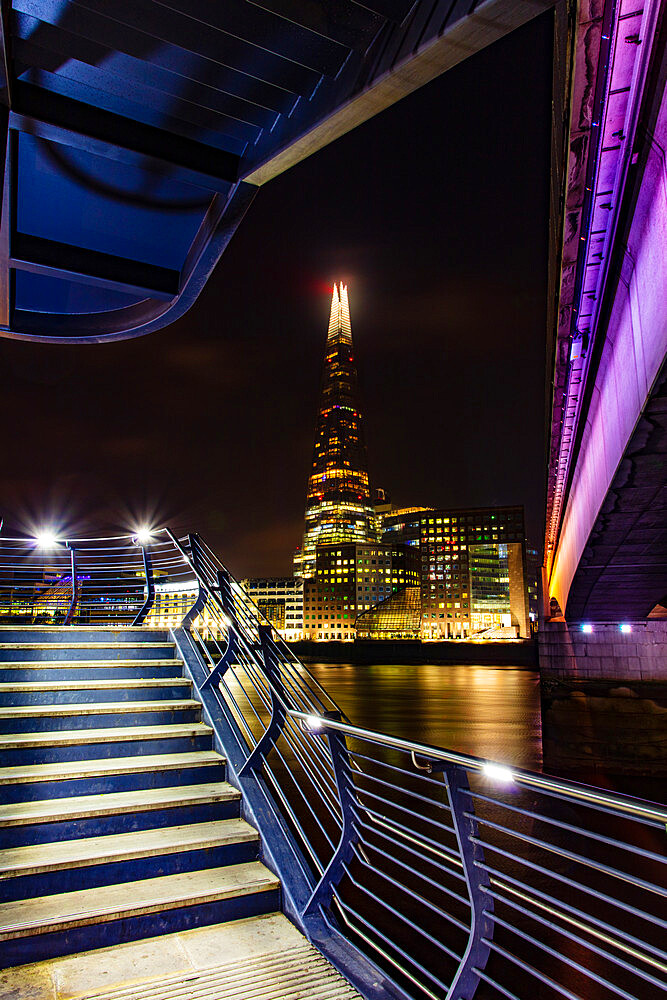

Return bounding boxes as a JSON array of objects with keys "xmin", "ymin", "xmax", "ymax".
[
  {"xmin": 0, "ymin": 0, "xmax": 553, "ymax": 343},
  {"xmin": 566, "ymin": 359, "xmax": 667, "ymax": 621}
]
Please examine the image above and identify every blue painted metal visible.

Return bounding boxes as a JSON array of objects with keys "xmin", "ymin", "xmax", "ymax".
[
  {"xmin": 1, "ymin": 532, "xmax": 666, "ymax": 999},
  {"xmin": 302, "ymin": 710, "xmax": 360, "ymax": 921},
  {"xmin": 442, "ymin": 767, "xmax": 493, "ymax": 1000},
  {"xmin": 63, "ymin": 544, "xmax": 78, "ymax": 625},
  {"xmin": 0, "ymin": 0, "xmax": 553, "ymax": 342},
  {"xmin": 132, "ymin": 542, "xmax": 155, "ymax": 626}
]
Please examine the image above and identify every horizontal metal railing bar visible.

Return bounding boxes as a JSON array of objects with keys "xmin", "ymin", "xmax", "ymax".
[
  {"xmin": 361, "ymin": 805, "xmax": 466, "ymax": 874},
  {"xmin": 333, "ymin": 888, "xmax": 455, "ymax": 996},
  {"xmin": 355, "ymin": 785, "xmax": 458, "ymax": 841},
  {"xmin": 478, "ymin": 858, "xmax": 667, "ymax": 956},
  {"xmin": 260, "ymin": 758, "xmax": 328, "ymax": 875},
  {"xmin": 487, "ymin": 909, "xmax": 642, "ymax": 1000},
  {"xmin": 325, "ymin": 901, "xmax": 440, "ymax": 1000},
  {"xmin": 348, "ymin": 748, "xmax": 453, "ymax": 792},
  {"xmin": 483, "ymin": 936, "xmax": 584, "ymax": 1000},
  {"xmin": 462, "ymin": 788, "xmax": 667, "ymax": 866},
  {"xmin": 348, "ymin": 761, "xmax": 455, "ymax": 814},
  {"xmin": 346, "ymin": 851, "xmax": 469, "ymax": 954},
  {"xmin": 289, "ymin": 711, "xmax": 667, "ymax": 826},
  {"xmin": 467, "ymin": 817, "xmax": 666, "ymax": 899},
  {"xmin": 356, "ymin": 829, "xmax": 471, "ymax": 910},
  {"xmin": 359, "ymin": 813, "xmax": 469, "ymax": 888},
  {"xmin": 473, "ymin": 967, "xmax": 521, "ymax": 1000},
  {"xmin": 484, "ymin": 882, "xmax": 667, "ymax": 987}
]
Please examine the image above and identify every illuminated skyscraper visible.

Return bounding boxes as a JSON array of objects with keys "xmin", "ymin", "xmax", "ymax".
[{"xmin": 295, "ymin": 283, "xmax": 377, "ymax": 579}]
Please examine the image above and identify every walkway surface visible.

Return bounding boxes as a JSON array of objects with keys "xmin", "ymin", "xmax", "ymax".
[{"xmin": 0, "ymin": 913, "xmax": 363, "ymax": 1000}]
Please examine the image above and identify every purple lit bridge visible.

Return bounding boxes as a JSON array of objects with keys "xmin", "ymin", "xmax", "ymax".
[{"xmin": 540, "ymin": 0, "xmax": 666, "ymax": 774}]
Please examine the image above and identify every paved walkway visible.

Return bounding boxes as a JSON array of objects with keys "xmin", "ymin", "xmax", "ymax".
[{"xmin": 0, "ymin": 913, "xmax": 362, "ymax": 1000}]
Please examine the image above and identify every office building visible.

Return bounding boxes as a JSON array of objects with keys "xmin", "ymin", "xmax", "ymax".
[
  {"xmin": 379, "ymin": 505, "xmax": 530, "ymax": 638},
  {"xmin": 241, "ymin": 577, "xmax": 304, "ymax": 642},
  {"xmin": 302, "ymin": 541, "xmax": 419, "ymax": 640}
]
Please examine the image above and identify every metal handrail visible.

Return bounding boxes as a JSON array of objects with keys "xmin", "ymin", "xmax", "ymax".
[
  {"xmin": 288, "ymin": 711, "xmax": 667, "ymax": 826},
  {"xmin": 1, "ymin": 528, "xmax": 664, "ymax": 1000}
]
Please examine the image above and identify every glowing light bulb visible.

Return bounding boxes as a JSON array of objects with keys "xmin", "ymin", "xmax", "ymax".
[
  {"xmin": 619, "ymin": 623, "xmax": 632, "ymax": 634},
  {"xmin": 482, "ymin": 762, "xmax": 514, "ymax": 784},
  {"xmin": 134, "ymin": 527, "xmax": 153, "ymax": 546},
  {"xmin": 581, "ymin": 623, "xmax": 593, "ymax": 634},
  {"xmin": 306, "ymin": 715, "xmax": 323, "ymax": 731},
  {"xmin": 34, "ymin": 530, "xmax": 58, "ymax": 549}
]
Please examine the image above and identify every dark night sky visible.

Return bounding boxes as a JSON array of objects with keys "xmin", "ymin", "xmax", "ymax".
[{"xmin": 0, "ymin": 13, "xmax": 553, "ymax": 579}]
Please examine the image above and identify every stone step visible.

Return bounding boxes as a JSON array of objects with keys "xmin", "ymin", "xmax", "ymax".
[
  {"xmin": 0, "ymin": 723, "xmax": 214, "ymax": 767},
  {"xmin": 0, "ymin": 700, "xmax": 201, "ymax": 732},
  {"xmin": 0, "ymin": 818, "xmax": 261, "ymax": 901},
  {"xmin": 0, "ymin": 862, "xmax": 281, "ymax": 968},
  {"xmin": 0, "ymin": 781, "xmax": 237, "ymax": 828},
  {"xmin": 0, "ymin": 643, "xmax": 176, "ymax": 662},
  {"xmin": 0, "ymin": 628, "xmax": 170, "ymax": 643},
  {"xmin": 0, "ymin": 660, "xmax": 184, "ymax": 681},
  {"xmin": 0, "ymin": 748, "xmax": 226, "ymax": 804},
  {"xmin": 0, "ymin": 818, "xmax": 257, "ymax": 878},
  {"xmin": 0, "ymin": 677, "xmax": 191, "ymax": 691},
  {"xmin": 0, "ymin": 750, "xmax": 223, "ymax": 786},
  {"xmin": 0, "ymin": 699, "xmax": 199, "ymax": 717},
  {"xmin": 0, "ymin": 642, "xmax": 176, "ymax": 649},
  {"xmin": 0, "ymin": 678, "xmax": 192, "ymax": 705}
]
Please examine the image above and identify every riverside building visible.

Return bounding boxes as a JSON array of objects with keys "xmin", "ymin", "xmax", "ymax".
[
  {"xmin": 302, "ymin": 542, "xmax": 419, "ymax": 640},
  {"xmin": 294, "ymin": 283, "xmax": 377, "ymax": 579},
  {"xmin": 240, "ymin": 577, "xmax": 304, "ymax": 642},
  {"xmin": 379, "ymin": 505, "xmax": 531, "ymax": 638}
]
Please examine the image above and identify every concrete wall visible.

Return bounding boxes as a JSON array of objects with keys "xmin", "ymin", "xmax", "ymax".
[
  {"xmin": 539, "ymin": 620, "xmax": 667, "ymax": 776},
  {"xmin": 539, "ymin": 620, "xmax": 667, "ymax": 681}
]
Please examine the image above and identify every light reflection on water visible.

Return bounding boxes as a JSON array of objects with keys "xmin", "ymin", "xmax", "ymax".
[{"xmin": 306, "ymin": 661, "xmax": 543, "ymax": 771}]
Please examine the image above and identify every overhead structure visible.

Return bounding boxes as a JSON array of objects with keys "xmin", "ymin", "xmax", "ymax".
[{"xmin": 0, "ymin": 0, "xmax": 553, "ymax": 343}]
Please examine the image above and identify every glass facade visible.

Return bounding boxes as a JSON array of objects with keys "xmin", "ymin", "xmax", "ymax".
[
  {"xmin": 296, "ymin": 284, "xmax": 377, "ymax": 579},
  {"xmin": 302, "ymin": 542, "xmax": 419, "ymax": 640},
  {"xmin": 379, "ymin": 505, "xmax": 530, "ymax": 638},
  {"xmin": 355, "ymin": 586, "xmax": 422, "ymax": 639}
]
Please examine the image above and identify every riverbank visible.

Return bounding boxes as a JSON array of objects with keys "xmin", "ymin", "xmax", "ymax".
[{"xmin": 292, "ymin": 638, "xmax": 538, "ymax": 667}]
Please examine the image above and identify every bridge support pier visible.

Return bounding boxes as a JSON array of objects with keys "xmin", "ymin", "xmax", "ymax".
[{"xmin": 539, "ymin": 620, "xmax": 667, "ymax": 779}]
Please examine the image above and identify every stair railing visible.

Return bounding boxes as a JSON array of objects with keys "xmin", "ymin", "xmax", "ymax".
[
  {"xmin": 169, "ymin": 531, "xmax": 667, "ymax": 1000},
  {"xmin": 0, "ymin": 528, "xmax": 664, "ymax": 1000}
]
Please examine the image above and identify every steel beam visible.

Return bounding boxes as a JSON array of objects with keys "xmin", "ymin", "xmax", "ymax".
[
  {"xmin": 10, "ymin": 232, "xmax": 180, "ymax": 300},
  {"xmin": 242, "ymin": 0, "xmax": 556, "ymax": 184},
  {"xmin": 10, "ymin": 81, "xmax": 240, "ymax": 192}
]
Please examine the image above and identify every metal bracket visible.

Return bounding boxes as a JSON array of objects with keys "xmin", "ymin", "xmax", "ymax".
[
  {"xmin": 302, "ymin": 710, "xmax": 361, "ymax": 919},
  {"xmin": 132, "ymin": 543, "xmax": 155, "ymax": 626},
  {"xmin": 63, "ymin": 544, "xmax": 78, "ymax": 625},
  {"xmin": 443, "ymin": 766, "xmax": 494, "ymax": 1000},
  {"xmin": 202, "ymin": 627, "xmax": 239, "ymax": 691},
  {"xmin": 238, "ymin": 624, "xmax": 288, "ymax": 777}
]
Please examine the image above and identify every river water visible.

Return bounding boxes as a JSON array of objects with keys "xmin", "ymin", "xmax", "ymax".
[{"xmin": 306, "ymin": 661, "xmax": 543, "ymax": 771}]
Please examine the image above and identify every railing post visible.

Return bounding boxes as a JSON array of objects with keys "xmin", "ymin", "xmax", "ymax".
[
  {"xmin": 302, "ymin": 710, "xmax": 360, "ymax": 919},
  {"xmin": 238, "ymin": 624, "xmax": 288, "ymax": 777},
  {"xmin": 201, "ymin": 627, "xmax": 239, "ymax": 690},
  {"xmin": 443, "ymin": 766, "xmax": 494, "ymax": 1000},
  {"xmin": 182, "ymin": 534, "xmax": 207, "ymax": 629},
  {"xmin": 63, "ymin": 545, "xmax": 78, "ymax": 625},
  {"xmin": 132, "ymin": 542, "xmax": 155, "ymax": 626}
]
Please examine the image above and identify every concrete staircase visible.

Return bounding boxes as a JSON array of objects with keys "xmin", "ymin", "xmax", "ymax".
[{"xmin": 0, "ymin": 626, "xmax": 281, "ymax": 970}]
